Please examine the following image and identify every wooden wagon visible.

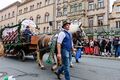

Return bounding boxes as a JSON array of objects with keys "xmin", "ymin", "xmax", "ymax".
[{"xmin": 1, "ymin": 21, "xmax": 39, "ymax": 61}]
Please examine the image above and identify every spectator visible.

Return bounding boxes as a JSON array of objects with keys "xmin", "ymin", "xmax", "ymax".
[{"xmin": 113, "ymin": 37, "xmax": 119, "ymax": 57}]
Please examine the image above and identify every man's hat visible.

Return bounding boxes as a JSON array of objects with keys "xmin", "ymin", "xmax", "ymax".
[{"xmin": 62, "ymin": 21, "xmax": 71, "ymax": 28}]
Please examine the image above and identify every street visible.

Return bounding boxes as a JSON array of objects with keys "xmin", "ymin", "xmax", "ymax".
[{"xmin": 0, "ymin": 54, "xmax": 120, "ymax": 80}]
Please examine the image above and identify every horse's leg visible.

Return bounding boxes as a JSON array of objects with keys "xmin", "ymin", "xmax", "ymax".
[
  {"xmin": 36, "ymin": 51, "xmax": 41, "ymax": 66},
  {"xmin": 40, "ymin": 52, "xmax": 46, "ymax": 69},
  {"xmin": 36, "ymin": 51, "xmax": 45, "ymax": 70}
]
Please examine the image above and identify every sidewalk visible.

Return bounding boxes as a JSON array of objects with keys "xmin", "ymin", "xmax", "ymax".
[{"xmin": 82, "ymin": 55, "xmax": 120, "ymax": 61}]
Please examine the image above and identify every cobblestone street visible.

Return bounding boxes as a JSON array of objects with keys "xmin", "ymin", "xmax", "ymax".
[{"xmin": 0, "ymin": 55, "xmax": 120, "ymax": 80}]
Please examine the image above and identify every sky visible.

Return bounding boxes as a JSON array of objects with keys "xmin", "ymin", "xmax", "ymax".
[
  {"xmin": 0, "ymin": 0, "xmax": 116, "ymax": 11},
  {"xmin": 0, "ymin": 0, "xmax": 21, "ymax": 10}
]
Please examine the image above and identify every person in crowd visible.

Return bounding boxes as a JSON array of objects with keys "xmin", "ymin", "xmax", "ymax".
[
  {"xmin": 75, "ymin": 39, "xmax": 82, "ymax": 63},
  {"xmin": 84, "ymin": 39, "xmax": 90, "ymax": 55},
  {"xmin": 113, "ymin": 37, "xmax": 119, "ymax": 57},
  {"xmin": 94, "ymin": 39, "xmax": 100, "ymax": 56},
  {"xmin": 116, "ymin": 40, "xmax": 120, "ymax": 58},
  {"xmin": 105, "ymin": 39, "xmax": 112, "ymax": 56},
  {"xmin": 100, "ymin": 37, "xmax": 107, "ymax": 56},
  {"xmin": 55, "ymin": 21, "xmax": 75, "ymax": 80},
  {"xmin": 89, "ymin": 39, "xmax": 94, "ymax": 55},
  {"xmin": 23, "ymin": 26, "xmax": 33, "ymax": 42}
]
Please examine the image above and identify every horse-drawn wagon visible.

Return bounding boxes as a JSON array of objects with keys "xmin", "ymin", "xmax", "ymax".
[{"xmin": 1, "ymin": 20, "xmax": 38, "ymax": 61}]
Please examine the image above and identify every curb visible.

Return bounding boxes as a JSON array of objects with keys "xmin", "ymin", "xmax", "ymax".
[{"xmin": 82, "ymin": 55, "xmax": 120, "ymax": 61}]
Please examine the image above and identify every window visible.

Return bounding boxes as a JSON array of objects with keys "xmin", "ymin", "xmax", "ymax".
[
  {"xmin": 8, "ymin": 24, "xmax": 9, "ymax": 26},
  {"xmin": 57, "ymin": 7, "xmax": 62, "ymax": 16},
  {"xmin": 70, "ymin": 5, "xmax": 74, "ymax": 12},
  {"xmin": 30, "ymin": 16, "xmax": 34, "ymax": 21},
  {"xmin": 36, "ymin": 15, "xmax": 41, "ymax": 24},
  {"xmin": 88, "ymin": 2, "xmax": 94, "ymax": 10},
  {"xmin": 19, "ymin": 9, "xmax": 22, "ymax": 15},
  {"xmin": 30, "ymin": 5, "xmax": 34, "ymax": 11},
  {"xmin": 116, "ymin": 21, "xmax": 120, "ymax": 28},
  {"xmin": 56, "ymin": 21, "xmax": 61, "ymax": 29},
  {"xmin": 12, "ymin": 11, "xmax": 15, "ymax": 17},
  {"xmin": 1, "ymin": 16, "xmax": 3, "ymax": 21},
  {"xmin": 74, "ymin": 3, "xmax": 78, "ymax": 12},
  {"xmin": 37, "ymin": 2, "xmax": 42, "ymax": 8},
  {"xmin": 5, "ymin": 14, "xmax": 6, "ymax": 19},
  {"xmin": 116, "ymin": 6, "xmax": 120, "ymax": 12},
  {"xmin": 11, "ymin": 23, "xmax": 14, "ymax": 26},
  {"xmin": 45, "ymin": 12, "xmax": 49, "ymax": 22},
  {"xmin": 8, "ymin": 13, "xmax": 10, "ymax": 18},
  {"xmin": 45, "ymin": 0, "xmax": 50, "ymax": 5},
  {"xmin": 88, "ymin": 17, "xmax": 93, "ymax": 27},
  {"xmin": 46, "ymin": 27, "xmax": 49, "ymax": 33},
  {"xmin": 98, "ymin": 16, "xmax": 103, "ymax": 26},
  {"xmin": 43, "ymin": 27, "xmax": 46, "ymax": 33},
  {"xmin": 63, "ymin": 5, "xmax": 67, "ymax": 16},
  {"xmin": 24, "ymin": 7, "xmax": 28, "ymax": 13},
  {"xmin": 37, "ymin": 3, "xmax": 40, "ymax": 8},
  {"xmin": 98, "ymin": 0, "xmax": 104, "ymax": 8},
  {"xmin": 79, "ymin": 3, "xmax": 82, "ymax": 11}
]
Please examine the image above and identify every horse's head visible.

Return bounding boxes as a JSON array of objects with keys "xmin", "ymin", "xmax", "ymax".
[{"xmin": 69, "ymin": 23, "xmax": 85, "ymax": 44}]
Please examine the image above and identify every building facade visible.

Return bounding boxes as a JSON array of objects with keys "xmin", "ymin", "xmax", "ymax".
[
  {"xmin": 0, "ymin": 1, "xmax": 20, "ymax": 30},
  {"xmin": 84, "ymin": 0, "xmax": 109, "ymax": 39},
  {"xmin": 0, "ymin": 0, "xmax": 110, "ymax": 37},
  {"xmin": 109, "ymin": 0, "xmax": 120, "ymax": 36},
  {"xmin": 17, "ymin": 0, "xmax": 55, "ymax": 33},
  {"xmin": 55, "ymin": 0, "xmax": 109, "ymax": 39},
  {"xmin": 0, "ymin": 0, "xmax": 55, "ymax": 34}
]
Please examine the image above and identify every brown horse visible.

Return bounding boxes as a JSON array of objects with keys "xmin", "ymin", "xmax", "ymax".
[{"xmin": 36, "ymin": 23, "xmax": 84, "ymax": 70}]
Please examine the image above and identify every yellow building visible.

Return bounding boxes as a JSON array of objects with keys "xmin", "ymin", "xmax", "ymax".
[
  {"xmin": 0, "ymin": 0, "xmax": 55, "ymax": 34},
  {"xmin": 0, "ymin": 0, "xmax": 110, "ymax": 36},
  {"xmin": 17, "ymin": 0, "xmax": 55, "ymax": 34},
  {"xmin": 0, "ymin": 1, "xmax": 20, "ymax": 29}
]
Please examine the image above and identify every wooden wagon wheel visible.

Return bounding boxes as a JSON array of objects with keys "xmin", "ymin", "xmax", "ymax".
[{"xmin": 18, "ymin": 49, "xmax": 25, "ymax": 61}]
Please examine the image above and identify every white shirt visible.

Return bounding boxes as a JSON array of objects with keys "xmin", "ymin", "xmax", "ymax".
[
  {"xmin": 57, "ymin": 31, "xmax": 66, "ymax": 44},
  {"xmin": 57, "ymin": 29, "xmax": 73, "ymax": 47}
]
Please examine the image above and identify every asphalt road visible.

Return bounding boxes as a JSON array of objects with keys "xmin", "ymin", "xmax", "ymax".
[{"xmin": 0, "ymin": 54, "xmax": 120, "ymax": 80}]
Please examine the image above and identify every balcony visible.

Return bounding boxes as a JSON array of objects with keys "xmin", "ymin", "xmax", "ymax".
[{"xmin": 68, "ymin": 10, "xmax": 86, "ymax": 17}]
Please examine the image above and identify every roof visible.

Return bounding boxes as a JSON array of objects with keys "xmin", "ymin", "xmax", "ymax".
[
  {"xmin": 0, "ymin": 1, "xmax": 20, "ymax": 12},
  {"xmin": 18, "ymin": 0, "xmax": 34, "ymax": 7}
]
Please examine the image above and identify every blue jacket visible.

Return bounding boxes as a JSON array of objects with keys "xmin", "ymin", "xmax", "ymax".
[
  {"xmin": 61, "ymin": 30, "xmax": 72, "ymax": 52},
  {"xmin": 23, "ymin": 28, "xmax": 33, "ymax": 36}
]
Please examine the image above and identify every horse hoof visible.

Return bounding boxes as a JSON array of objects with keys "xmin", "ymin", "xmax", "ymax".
[
  {"xmin": 38, "ymin": 63, "xmax": 40, "ymax": 67},
  {"xmin": 51, "ymin": 67, "xmax": 55, "ymax": 72},
  {"xmin": 41, "ymin": 67, "xmax": 46, "ymax": 70}
]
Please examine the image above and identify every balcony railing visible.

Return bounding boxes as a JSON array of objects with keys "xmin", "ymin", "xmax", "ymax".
[{"xmin": 68, "ymin": 10, "xmax": 86, "ymax": 17}]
